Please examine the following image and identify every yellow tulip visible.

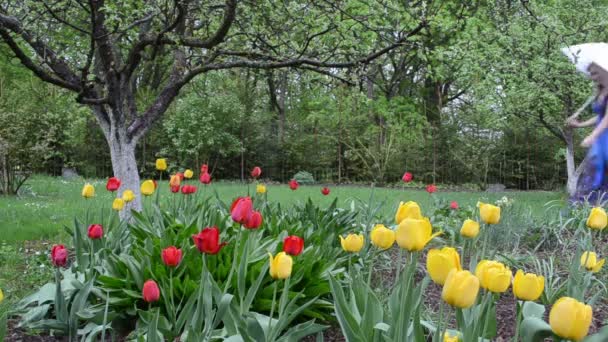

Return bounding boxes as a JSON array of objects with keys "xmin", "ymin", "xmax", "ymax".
[
  {"xmin": 370, "ymin": 224, "xmax": 395, "ymax": 250},
  {"xmin": 460, "ymin": 219, "xmax": 480, "ymax": 238},
  {"xmin": 395, "ymin": 201, "xmax": 423, "ymax": 224},
  {"xmin": 169, "ymin": 174, "xmax": 181, "ymax": 187},
  {"xmin": 112, "ymin": 198, "xmax": 125, "ymax": 211},
  {"xmin": 395, "ymin": 218, "xmax": 441, "ymax": 252},
  {"xmin": 478, "ymin": 202, "xmax": 500, "ymax": 224},
  {"xmin": 82, "ymin": 183, "xmax": 95, "ymax": 199},
  {"xmin": 580, "ymin": 252, "xmax": 605, "ymax": 273},
  {"xmin": 184, "ymin": 169, "xmax": 194, "ymax": 179},
  {"xmin": 256, "ymin": 184, "xmax": 267, "ymax": 194},
  {"xmin": 442, "ymin": 269, "xmax": 479, "ymax": 308},
  {"xmin": 155, "ymin": 158, "xmax": 167, "ymax": 171},
  {"xmin": 586, "ymin": 207, "xmax": 607, "ymax": 230},
  {"xmin": 549, "ymin": 297, "xmax": 592, "ymax": 341},
  {"xmin": 426, "ymin": 247, "xmax": 462, "ymax": 285},
  {"xmin": 513, "ymin": 270, "xmax": 544, "ymax": 301},
  {"xmin": 0, "ymin": 288, "xmax": 4, "ymax": 303},
  {"xmin": 122, "ymin": 189, "xmax": 135, "ymax": 202},
  {"xmin": 340, "ymin": 234, "xmax": 365, "ymax": 253},
  {"xmin": 268, "ymin": 252, "xmax": 293, "ymax": 279},
  {"xmin": 475, "ymin": 260, "xmax": 512, "ymax": 293},
  {"xmin": 141, "ymin": 180, "xmax": 155, "ymax": 196},
  {"xmin": 443, "ymin": 332, "xmax": 460, "ymax": 342}
]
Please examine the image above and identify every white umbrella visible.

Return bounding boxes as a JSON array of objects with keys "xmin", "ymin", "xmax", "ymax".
[{"xmin": 562, "ymin": 42, "xmax": 608, "ymax": 75}]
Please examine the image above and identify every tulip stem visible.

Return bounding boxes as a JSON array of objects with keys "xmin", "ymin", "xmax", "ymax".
[
  {"xmin": 513, "ymin": 300, "xmax": 522, "ymax": 342},
  {"xmin": 224, "ymin": 227, "xmax": 242, "ymax": 293},
  {"xmin": 169, "ymin": 268, "xmax": 176, "ymax": 324},
  {"xmin": 480, "ymin": 223, "xmax": 490, "ymax": 259},
  {"xmin": 435, "ymin": 299, "xmax": 445, "ymax": 341},
  {"xmin": 395, "ymin": 249, "xmax": 403, "ymax": 283},
  {"xmin": 479, "ymin": 292, "xmax": 493, "ymax": 339},
  {"xmin": 268, "ymin": 281, "xmax": 278, "ymax": 337}
]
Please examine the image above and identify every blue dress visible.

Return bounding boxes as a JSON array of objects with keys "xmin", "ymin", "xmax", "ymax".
[{"xmin": 573, "ymin": 97, "xmax": 608, "ymax": 203}]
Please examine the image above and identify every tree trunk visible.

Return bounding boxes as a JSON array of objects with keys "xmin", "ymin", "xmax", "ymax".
[{"xmin": 95, "ymin": 106, "xmax": 142, "ymax": 218}]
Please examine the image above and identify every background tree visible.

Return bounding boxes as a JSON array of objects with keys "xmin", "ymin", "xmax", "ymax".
[{"xmin": 0, "ymin": 0, "xmax": 426, "ymax": 209}]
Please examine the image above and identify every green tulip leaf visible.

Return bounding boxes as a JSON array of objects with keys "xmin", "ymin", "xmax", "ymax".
[
  {"xmin": 520, "ymin": 317, "xmax": 552, "ymax": 342},
  {"xmin": 522, "ymin": 301, "xmax": 545, "ymax": 319}
]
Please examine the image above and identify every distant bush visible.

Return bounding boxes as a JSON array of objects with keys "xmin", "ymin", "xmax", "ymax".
[{"xmin": 293, "ymin": 171, "xmax": 315, "ymax": 185}]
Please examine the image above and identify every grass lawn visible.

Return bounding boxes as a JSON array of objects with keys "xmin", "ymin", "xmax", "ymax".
[{"xmin": 0, "ymin": 175, "xmax": 565, "ymax": 323}]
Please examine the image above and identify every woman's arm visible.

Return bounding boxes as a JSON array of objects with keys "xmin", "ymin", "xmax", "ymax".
[
  {"xmin": 582, "ymin": 106, "xmax": 608, "ymax": 147},
  {"xmin": 571, "ymin": 116, "xmax": 598, "ymax": 128}
]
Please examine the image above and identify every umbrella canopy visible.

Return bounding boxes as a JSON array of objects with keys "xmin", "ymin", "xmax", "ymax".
[{"xmin": 561, "ymin": 42, "xmax": 608, "ymax": 76}]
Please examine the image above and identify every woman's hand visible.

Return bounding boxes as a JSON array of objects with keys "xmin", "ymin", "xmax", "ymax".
[
  {"xmin": 566, "ymin": 118, "xmax": 581, "ymax": 128},
  {"xmin": 582, "ymin": 134, "xmax": 598, "ymax": 147}
]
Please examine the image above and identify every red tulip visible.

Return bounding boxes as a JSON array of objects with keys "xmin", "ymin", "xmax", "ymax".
[
  {"xmin": 181, "ymin": 185, "xmax": 197, "ymax": 194},
  {"xmin": 200, "ymin": 172, "xmax": 211, "ymax": 184},
  {"xmin": 161, "ymin": 246, "xmax": 183, "ymax": 267},
  {"xmin": 402, "ymin": 172, "xmax": 413, "ymax": 183},
  {"xmin": 142, "ymin": 280, "xmax": 160, "ymax": 303},
  {"xmin": 251, "ymin": 166, "xmax": 262, "ymax": 178},
  {"xmin": 87, "ymin": 224, "xmax": 103, "ymax": 239},
  {"xmin": 426, "ymin": 184, "xmax": 437, "ymax": 194},
  {"xmin": 176, "ymin": 172, "xmax": 184, "ymax": 181},
  {"xmin": 192, "ymin": 226, "xmax": 227, "ymax": 254},
  {"xmin": 321, "ymin": 187, "xmax": 330, "ymax": 195},
  {"xmin": 231, "ymin": 197, "xmax": 253, "ymax": 224},
  {"xmin": 450, "ymin": 201, "xmax": 459, "ymax": 210},
  {"xmin": 51, "ymin": 244, "xmax": 68, "ymax": 267},
  {"xmin": 170, "ymin": 184, "xmax": 180, "ymax": 193},
  {"xmin": 289, "ymin": 179, "xmax": 299, "ymax": 190},
  {"xmin": 244, "ymin": 211, "xmax": 263, "ymax": 229},
  {"xmin": 283, "ymin": 236, "xmax": 304, "ymax": 256},
  {"xmin": 153, "ymin": 180, "xmax": 158, "ymax": 189},
  {"xmin": 201, "ymin": 164, "xmax": 209, "ymax": 173},
  {"xmin": 106, "ymin": 177, "xmax": 121, "ymax": 192}
]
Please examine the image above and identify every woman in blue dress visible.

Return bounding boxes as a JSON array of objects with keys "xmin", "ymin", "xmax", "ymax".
[{"xmin": 567, "ymin": 62, "xmax": 608, "ymax": 203}]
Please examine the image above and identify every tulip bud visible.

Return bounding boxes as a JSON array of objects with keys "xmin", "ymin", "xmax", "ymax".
[
  {"xmin": 161, "ymin": 246, "xmax": 183, "ymax": 267},
  {"xmin": 340, "ymin": 234, "xmax": 365, "ymax": 253},
  {"xmin": 402, "ymin": 172, "xmax": 413, "ymax": 183},
  {"xmin": 192, "ymin": 226, "xmax": 227, "ymax": 255},
  {"xmin": 513, "ymin": 270, "xmax": 544, "ymax": 301},
  {"xmin": 442, "ymin": 269, "xmax": 479, "ymax": 308},
  {"xmin": 283, "ymin": 236, "xmax": 304, "ymax": 256},
  {"xmin": 122, "ymin": 189, "xmax": 135, "ymax": 202},
  {"xmin": 169, "ymin": 174, "xmax": 181, "ymax": 188},
  {"xmin": 426, "ymin": 247, "xmax": 462, "ymax": 285},
  {"xmin": 244, "ymin": 211, "xmax": 263, "ymax": 229},
  {"xmin": 256, "ymin": 184, "xmax": 267, "ymax": 194},
  {"xmin": 200, "ymin": 172, "xmax": 211, "ymax": 184},
  {"xmin": 580, "ymin": 251, "xmax": 605, "ymax": 273},
  {"xmin": 112, "ymin": 198, "xmax": 125, "ymax": 211},
  {"xmin": 82, "ymin": 183, "xmax": 95, "ymax": 199},
  {"xmin": 395, "ymin": 201, "xmax": 422, "ymax": 224},
  {"xmin": 268, "ymin": 252, "xmax": 293, "ymax": 279},
  {"xmin": 321, "ymin": 187, "xmax": 330, "ymax": 195},
  {"xmin": 370, "ymin": 224, "xmax": 395, "ymax": 250},
  {"xmin": 106, "ymin": 177, "xmax": 121, "ymax": 192},
  {"xmin": 475, "ymin": 260, "xmax": 512, "ymax": 293},
  {"xmin": 51, "ymin": 244, "xmax": 68, "ymax": 267},
  {"xmin": 460, "ymin": 219, "xmax": 480, "ymax": 238},
  {"xmin": 450, "ymin": 201, "xmax": 458, "ymax": 210},
  {"xmin": 251, "ymin": 166, "xmax": 262, "ymax": 178},
  {"xmin": 426, "ymin": 184, "xmax": 437, "ymax": 193},
  {"xmin": 586, "ymin": 207, "xmax": 607, "ymax": 230},
  {"xmin": 289, "ymin": 179, "xmax": 299, "ymax": 190},
  {"xmin": 478, "ymin": 202, "xmax": 501, "ymax": 224},
  {"xmin": 141, "ymin": 180, "xmax": 155, "ymax": 196},
  {"xmin": 87, "ymin": 224, "xmax": 103, "ymax": 239},
  {"xmin": 549, "ymin": 297, "xmax": 592, "ymax": 341},
  {"xmin": 142, "ymin": 280, "xmax": 160, "ymax": 303},
  {"xmin": 395, "ymin": 217, "xmax": 441, "ymax": 252},
  {"xmin": 155, "ymin": 158, "xmax": 167, "ymax": 171},
  {"xmin": 0, "ymin": 288, "xmax": 4, "ymax": 303}
]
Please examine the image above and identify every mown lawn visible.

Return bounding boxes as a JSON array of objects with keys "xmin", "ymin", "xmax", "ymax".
[{"xmin": 0, "ymin": 175, "xmax": 565, "ymax": 321}]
